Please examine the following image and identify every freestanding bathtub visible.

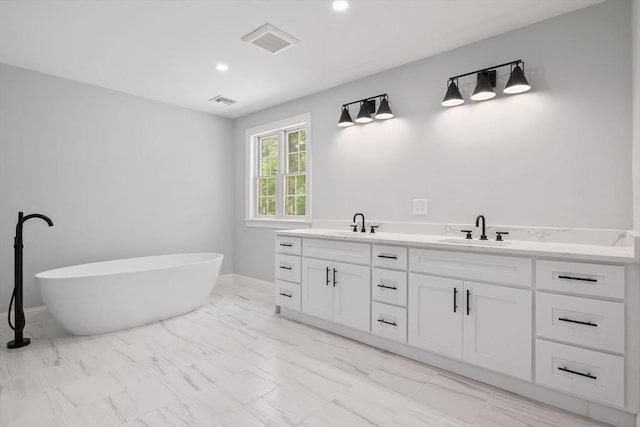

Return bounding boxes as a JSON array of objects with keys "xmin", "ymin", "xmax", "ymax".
[{"xmin": 35, "ymin": 253, "xmax": 223, "ymax": 335}]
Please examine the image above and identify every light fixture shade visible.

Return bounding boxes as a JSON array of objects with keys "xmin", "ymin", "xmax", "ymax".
[
  {"xmin": 355, "ymin": 102, "xmax": 373, "ymax": 123},
  {"xmin": 441, "ymin": 80, "xmax": 464, "ymax": 107},
  {"xmin": 375, "ymin": 96, "xmax": 394, "ymax": 119},
  {"xmin": 504, "ymin": 64, "xmax": 531, "ymax": 94},
  {"xmin": 471, "ymin": 72, "xmax": 496, "ymax": 101},
  {"xmin": 338, "ymin": 106, "xmax": 354, "ymax": 127}
]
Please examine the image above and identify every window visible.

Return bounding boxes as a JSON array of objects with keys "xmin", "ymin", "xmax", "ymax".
[
  {"xmin": 257, "ymin": 134, "xmax": 278, "ymax": 216},
  {"xmin": 246, "ymin": 114, "xmax": 311, "ymax": 227}
]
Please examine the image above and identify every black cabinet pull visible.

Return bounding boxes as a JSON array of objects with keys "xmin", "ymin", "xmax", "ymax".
[
  {"xmin": 279, "ymin": 243, "xmax": 293, "ymax": 247},
  {"xmin": 377, "ymin": 283, "xmax": 397, "ymax": 290},
  {"xmin": 558, "ymin": 317, "xmax": 598, "ymax": 327},
  {"xmin": 558, "ymin": 275, "xmax": 597, "ymax": 283},
  {"xmin": 333, "ymin": 268, "xmax": 337, "ymax": 287},
  {"xmin": 377, "ymin": 254, "xmax": 398, "ymax": 260},
  {"xmin": 453, "ymin": 287, "xmax": 458, "ymax": 313},
  {"xmin": 466, "ymin": 290, "xmax": 471, "ymax": 315},
  {"xmin": 558, "ymin": 366, "xmax": 597, "ymax": 380},
  {"xmin": 326, "ymin": 267, "xmax": 330, "ymax": 286},
  {"xmin": 279, "ymin": 265, "xmax": 292, "ymax": 270},
  {"xmin": 377, "ymin": 318, "xmax": 397, "ymax": 326},
  {"xmin": 279, "ymin": 292, "xmax": 292, "ymax": 298}
]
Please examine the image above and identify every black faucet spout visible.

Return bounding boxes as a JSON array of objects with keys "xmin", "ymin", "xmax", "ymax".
[
  {"xmin": 352, "ymin": 213, "xmax": 366, "ymax": 233},
  {"xmin": 15, "ymin": 213, "xmax": 54, "ymax": 245},
  {"xmin": 23, "ymin": 214, "xmax": 54, "ymax": 227},
  {"xmin": 475, "ymin": 215, "xmax": 488, "ymax": 241}
]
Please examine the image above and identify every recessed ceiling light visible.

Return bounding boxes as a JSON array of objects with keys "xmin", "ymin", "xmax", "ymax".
[
  {"xmin": 215, "ymin": 63, "xmax": 229, "ymax": 72},
  {"xmin": 332, "ymin": 0, "xmax": 349, "ymax": 12}
]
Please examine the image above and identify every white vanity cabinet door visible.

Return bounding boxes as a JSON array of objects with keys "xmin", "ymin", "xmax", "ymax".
[
  {"xmin": 301, "ymin": 258, "xmax": 333, "ymax": 321},
  {"xmin": 275, "ymin": 254, "xmax": 301, "ymax": 283},
  {"xmin": 535, "ymin": 339, "xmax": 624, "ymax": 407},
  {"xmin": 463, "ymin": 281, "xmax": 532, "ymax": 381},
  {"xmin": 275, "ymin": 280, "xmax": 301, "ymax": 311},
  {"xmin": 536, "ymin": 260, "xmax": 624, "ymax": 299},
  {"xmin": 276, "ymin": 236, "xmax": 302, "ymax": 255},
  {"xmin": 408, "ymin": 274, "xmax": 463, "ymax": 360},
  {"xmin": 372, "ymin": 268, "xmax": 407, "ymax": 307},
  {"xmin": 536, "ymin": 292, "xmax": 624, "ymax": 353},
  {"xmin": 332, "ymin": 261, "xmax": 371, "ymax": 332},
  {"xmin": 371, "ymin": 302, "xmax": 407, "ymax": 343},
  {"xmin": 372, "ymin": 245, "xmax": 408, "ymax": 270}
]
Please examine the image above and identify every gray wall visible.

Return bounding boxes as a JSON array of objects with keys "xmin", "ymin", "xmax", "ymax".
[
  {"xmin": 233, "ymin": 0, "xmax": 633, "ymax": 281},
  {"xmin": 0, "ymin": 64, "xmax": 234, "ymax": 311}
]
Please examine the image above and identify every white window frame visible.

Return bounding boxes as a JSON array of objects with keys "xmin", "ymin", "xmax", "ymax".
[{"xmin": 245, "ymin": 113, "xmax": 312, "ymax": 229}]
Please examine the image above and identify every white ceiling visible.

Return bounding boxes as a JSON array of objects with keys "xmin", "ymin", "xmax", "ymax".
[{"xmin": 0, "ymin": 0, "xmax": 600, "ymax": 118}]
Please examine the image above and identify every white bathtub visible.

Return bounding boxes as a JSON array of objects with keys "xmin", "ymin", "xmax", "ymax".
[{"xmin": 35, "ymin": 253, "xmax": 223, "ymax": 335}]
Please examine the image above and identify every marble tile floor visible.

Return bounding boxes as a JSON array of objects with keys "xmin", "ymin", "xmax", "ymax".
[{"xmin": 0, "ymin": 278, "xmax": 610, "ymax": 427}]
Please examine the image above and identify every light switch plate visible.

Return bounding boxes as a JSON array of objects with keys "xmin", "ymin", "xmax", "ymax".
[{"xmin": 413, "ymin": 199, "xmax": 428, "ymax": 215}]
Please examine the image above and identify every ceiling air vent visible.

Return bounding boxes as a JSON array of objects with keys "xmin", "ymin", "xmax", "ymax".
[
  {"xmin": 242, "ymin": 23, "xmax": 300, "ymax": 54},
  {"xmin": 209, "ymin": 95, "xmax": 237, "ymax": 106}
]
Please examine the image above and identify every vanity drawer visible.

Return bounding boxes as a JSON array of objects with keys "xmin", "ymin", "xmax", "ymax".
[
  {"xmin": 302, "ymin": 238, "xmax": 371, "ymax": 265},
  {"xmin": 371, "ymin": 301, "xmax": 407, "ymax": 343},
  {"xmin": 536, "ymin": 260, "xmax": 624, "ymax": 299},
  {"xmin": 372, "ymin": 268, "xmax": 407, "ymax": 307},
  {"xmin": 535, "ymin": 339, "xmax": 624, "ymax": 407},
  {"xmin": 275, "ymin": 280, "xmax": 301, "ymax": 311},
  {"xmin": 409, "ymin": 248, "xmax": 532, "ymax": 287},
  {"xmin": 276, "ymin": 236, "xmax": 302, "ymax": 255},
  {"xmin": 275, "ymin": 254, "xmax": 301, "ymax": 283},
  {"xmin": 372, "ymin": 245, "xmax": 408, "ymax": 270},
  {"xmin": 536, "ymin": 293, "xmax": 624, "ymax": 353}
]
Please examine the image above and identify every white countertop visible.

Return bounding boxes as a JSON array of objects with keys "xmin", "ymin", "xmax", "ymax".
[{"xmin": 276, "ymin": 229, "xmax": 638, "ymax": 263}]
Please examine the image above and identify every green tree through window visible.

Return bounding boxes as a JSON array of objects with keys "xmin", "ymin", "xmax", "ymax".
[
  {"xmin": 285, "ymin": 129, "xmax": 306, "ymax": 216},
  {"xmin": 257, "ymin": 135, "xmax": 278, "ymax": 216}
]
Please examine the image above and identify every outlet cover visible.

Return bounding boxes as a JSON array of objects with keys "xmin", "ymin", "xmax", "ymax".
[{"xmin": 413, "ymin": 199, "xmax": 428, "ymax": 215}]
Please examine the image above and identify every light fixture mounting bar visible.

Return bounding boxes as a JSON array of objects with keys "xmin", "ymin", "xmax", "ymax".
[
  {"xmin": 342, "ymin": 93, "xmax": 388, "ymax": 108},
  {"xmin": 447, "ymin": 60, "xmax": 523, "ymax": 81}
]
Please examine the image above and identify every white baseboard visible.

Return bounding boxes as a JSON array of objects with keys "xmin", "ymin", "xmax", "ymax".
[
  {"xmin": 215, "ymin": 273, "xmax": 235, "ymax": 286},
  {"xmin": 0, "ymin": 305, "xmax": 51, "ymax": 330},
  {"xmin": 216, "ymin": 273, "xmax": 273, "ymax": 288}
]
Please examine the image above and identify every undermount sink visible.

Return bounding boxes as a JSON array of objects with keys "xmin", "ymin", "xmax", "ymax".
[
  {"xmin": 327, "ymin": 231, "xmax": 368, "ymax": 236},
  {"xmin": 438, "ymin": 238, "xmax": 511, "ymax": 246}
]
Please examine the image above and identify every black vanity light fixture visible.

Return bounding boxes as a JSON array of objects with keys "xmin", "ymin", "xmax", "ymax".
[
  {"xmin": 338, "ymin": 93, "xmax": 393, "ymax": 127},
  {"xmin": 442, "ymin": 59, "xmax": 531, "ymax": 107}
]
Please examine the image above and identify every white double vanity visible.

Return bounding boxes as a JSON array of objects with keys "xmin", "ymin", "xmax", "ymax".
[{"xmin": 274, "ymin": 228, "xmax": 640, "ymax": 427}]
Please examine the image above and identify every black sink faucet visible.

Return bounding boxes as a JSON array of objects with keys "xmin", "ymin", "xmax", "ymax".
[
  {"xmin": 352, "ymin": 213, "xmax": 366, "ymax": 233},
  {"xmin": 475, "ymin": 215, "xmax": 488, "ymax": 241}
]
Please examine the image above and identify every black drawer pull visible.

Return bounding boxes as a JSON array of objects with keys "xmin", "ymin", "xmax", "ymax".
[
  {"xmin": 279, "ymin": 292, "xmax": 292, "ymax": 298},
  {"xmin": 279, "ymin": 243, "xmax": 293, "ymax": 247},
  {"xmin": 558, "ymin": 317, "xmax": 598, "ymax": 327},
  {"xmin": 326, "ymin": 267, "xmax": 330, "ymax": 286},
  {"xmin": 377, "ymin": 254, "xmax": 398, "ymax": 260},
  {"xmin": 558, "ymin": 275, "xmax": 597, "ymax": 283},
  {"xmin": 377, "ymin": 283, "xmax": 398, "ymax": 290},
  {"xmin": 333, "ymin": 268, "xmax": 337, "ymax": 287},
  {"xmin": 558, "ymin": 366, "xmax": 597, "ymax": 380},
  {"xmin": 279, "ymin": 265, "xmax": 292, "ymax": 270},
  {"xmin": 377, "ymin": 318, "xmax": 397, "ymax": 326}
]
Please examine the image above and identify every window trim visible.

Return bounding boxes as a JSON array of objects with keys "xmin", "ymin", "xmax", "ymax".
[{"xmin": 245, "ymin": 113, "xmax": 312, "ymax": 229}]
